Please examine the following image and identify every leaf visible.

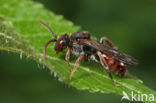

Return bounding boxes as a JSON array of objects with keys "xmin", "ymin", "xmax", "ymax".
[{"xmin": 0, "ymin": 0, "xmax": 156, "ymax": 102}]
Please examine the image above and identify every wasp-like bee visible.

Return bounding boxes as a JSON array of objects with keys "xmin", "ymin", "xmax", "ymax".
[{"xmin": 39, "ymin": 20, "xmax": 138, "ymax": 86}]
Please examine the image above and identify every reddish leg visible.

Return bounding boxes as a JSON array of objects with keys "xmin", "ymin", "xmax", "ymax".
[
  {"xmin": 68, "ymin": 54, "xmax": 84, "ymax": 80},
  {"xmin": 96, "ymin": 51, "xmax": 120, "ymax": 87},
  {"xmin": 83, "ymin": 55, "xmax": 88, "ymax": 61},
  {"xmin": 100, "ymin": 37, "xmax": 118, "ymax": 50},
  {"xmin": 65, "ymin": 48, "xmax": 72, "ymax": 70}
]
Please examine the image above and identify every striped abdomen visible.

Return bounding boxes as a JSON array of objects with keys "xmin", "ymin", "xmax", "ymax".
[{"xmin": 102, "ymin": 54, "xmax": 126, "ymax": 76}]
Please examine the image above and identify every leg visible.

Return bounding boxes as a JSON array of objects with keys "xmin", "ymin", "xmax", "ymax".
[
  {"xmin": 100, "ymin": 37, "xmax": 118, "ymax": 50},
  {"xmin": 83, "ymin": 55, "xmax": 88, "ymax": 61},
  {"xmin": 65, "ymin": 48, "xmax": 72, "ymax": 69},
  {"xmin": 96, "ymin": 51, "xmax": 120, "ymax": 87},
  {"xmin": 68, "ymin": 54, "xmax": 84, "ymax": 80}
]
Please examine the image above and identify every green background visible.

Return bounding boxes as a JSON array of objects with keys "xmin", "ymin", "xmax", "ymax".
[{"xmin": 0, "ymin": 0, "xmax": 156, "ymax": 103}]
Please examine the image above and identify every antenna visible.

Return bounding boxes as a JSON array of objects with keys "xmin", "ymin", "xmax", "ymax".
[
  {"xmin": 43, "ymin": 39, "xmax": 57, "ymax": 60},
  {"xmin": 39, "ymin": 20, "xmax": 57, "ymax": 39}
]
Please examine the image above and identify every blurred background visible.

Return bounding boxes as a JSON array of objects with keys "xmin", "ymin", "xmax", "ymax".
[{"xmin": 0, "ymin": 0, "xmax": 156, "ymax": 103}]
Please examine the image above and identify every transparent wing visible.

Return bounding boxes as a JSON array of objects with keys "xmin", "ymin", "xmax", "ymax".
[{"xmin": 77, "ymin": 39, "xmax": 138, "ymax": 66}]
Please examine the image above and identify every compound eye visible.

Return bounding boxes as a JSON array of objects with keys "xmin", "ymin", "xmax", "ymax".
[
  {"xmin": 55, "ymin": 40, "xmax": 63, "ymax": 53},
  {"xmin": 59, "ymin": 40, "xmax": 63, "ymax": 45},
  {"xmin": 58, "ymin": 40, "xmax": 63, "ymax": 49}
]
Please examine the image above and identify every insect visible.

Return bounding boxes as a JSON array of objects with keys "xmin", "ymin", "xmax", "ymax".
[{"xmin": 39, "ymin": 20, "xmax": 138, "ymax": 86}]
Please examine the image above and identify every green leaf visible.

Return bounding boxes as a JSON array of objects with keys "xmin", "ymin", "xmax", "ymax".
[{"xmin": 0, "ymin": 0, "xmax": 156, "ymax": 102}]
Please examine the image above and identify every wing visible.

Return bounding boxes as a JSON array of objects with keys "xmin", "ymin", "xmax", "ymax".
[{"xmin": 77, "ymin": 39, "xmax": 138, "ymax": 66}]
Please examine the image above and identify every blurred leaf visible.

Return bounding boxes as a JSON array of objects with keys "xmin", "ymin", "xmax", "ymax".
[{"xmin": 0, "ymin": 0, "xmax": 156, "ymax": 102}]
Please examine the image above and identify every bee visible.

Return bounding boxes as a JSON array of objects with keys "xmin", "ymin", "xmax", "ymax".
[{"xmin": 39, "ymin": 20, "xmax": 138, "ymax": 86}]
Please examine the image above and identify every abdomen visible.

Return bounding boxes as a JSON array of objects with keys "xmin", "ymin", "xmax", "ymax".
[{"xmin": 103, "ymin": 54, "xmax": 127, "ymax": 76}]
